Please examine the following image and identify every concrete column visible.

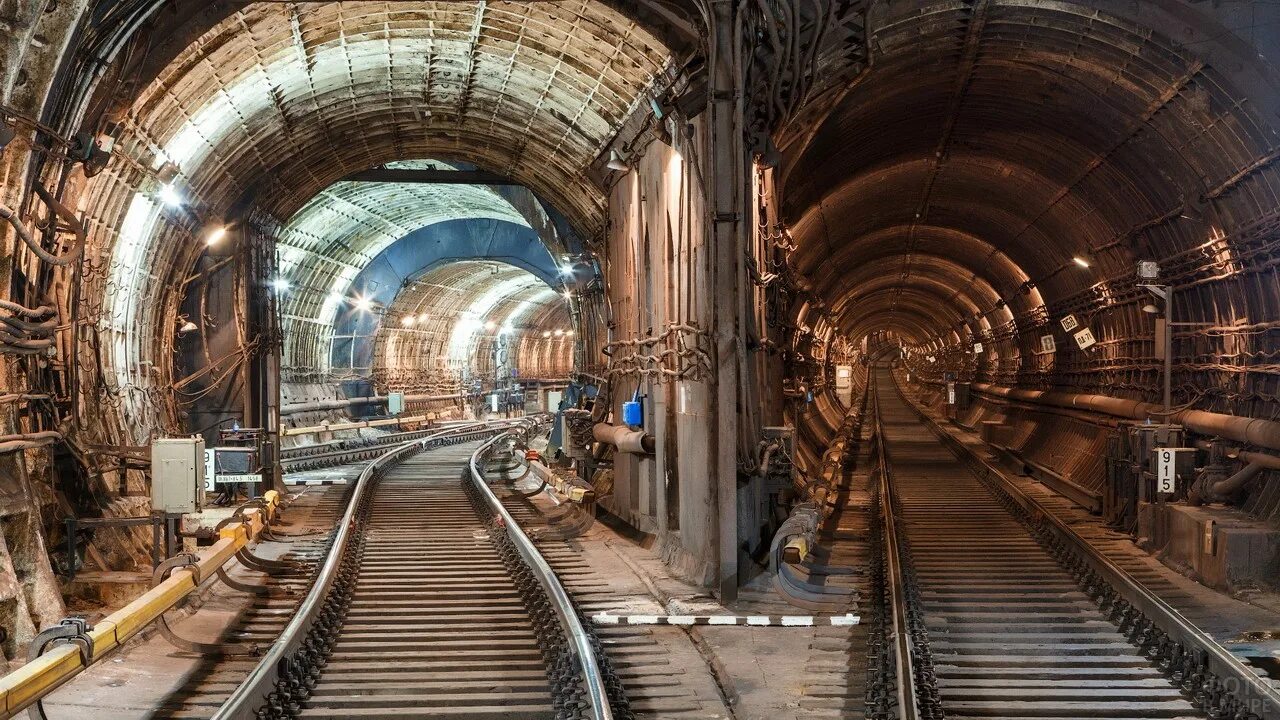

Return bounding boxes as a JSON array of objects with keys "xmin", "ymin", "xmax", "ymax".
[{"xmin": 707, "ymin": 1, "xmax": 747, "ymax": 603}]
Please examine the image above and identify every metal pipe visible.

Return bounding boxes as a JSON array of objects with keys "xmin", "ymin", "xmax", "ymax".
[
  {"xmin": 969, "ymin": 382, "xmax": 1280, "ymax": 452},
  {"xmin": 1211, "ymin": 461, "xmax": 1265, "ymax": 496},
  {"xmin": 592, "ymin": 422, "xmax": 655, "ymax": 454}
]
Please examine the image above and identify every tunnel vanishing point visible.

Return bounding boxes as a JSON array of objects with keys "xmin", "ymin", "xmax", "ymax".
[{"xmin": 3, "ymin": 1, "xmax": 1280, "ymax": 719}]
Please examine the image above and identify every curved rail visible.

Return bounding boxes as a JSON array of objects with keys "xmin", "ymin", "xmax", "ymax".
[
  {"xmin": 211, "ymin": 422, "xmax": 508, "ymax": 720},
  {"xmin": 467, "ymin": 433, "xmax": 614, "ymax": 720}
]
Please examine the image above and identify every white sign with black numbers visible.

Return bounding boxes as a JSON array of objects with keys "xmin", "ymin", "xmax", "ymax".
[
  {"xmin": 973, "ymin": 342, "xmax": 983, "ymax": 354},
  {"xmin": 1060, "ymin": 314, "xmax": 1079, "ymax": 332},
  {"xmin": 1073, "ymin": 327, "xmax": 1096, "ymax": 350},
  {"xmin": 1156, "ymin": 449, "xmax": 1191, "ymax": 494},
  {"xmin": 1040, "ymin": 335, "xmax": 1055, "ymax": 353}
]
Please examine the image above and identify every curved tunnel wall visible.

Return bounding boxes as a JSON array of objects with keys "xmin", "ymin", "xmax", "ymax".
[
  {"xmin": 49, "ymin": 1, "xmax": 668, "ymax": 443},
  {"xmin": 784, "ymin": 0, "xmax": 1280, "ymax": 424}
]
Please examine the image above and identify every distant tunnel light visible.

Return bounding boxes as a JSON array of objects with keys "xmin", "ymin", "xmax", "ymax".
[
  {"xmin": 354, "ymin": 296, "xmax": 373, "ymax": 312},
  {"xmin": 1072, "ymin": 256, "xmax": 1091, "ymax": 268}
]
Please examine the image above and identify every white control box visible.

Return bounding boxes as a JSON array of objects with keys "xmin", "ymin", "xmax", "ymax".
[{"xmin": 151, "ymin": 437, "xmax": 206, "ymax": 514}]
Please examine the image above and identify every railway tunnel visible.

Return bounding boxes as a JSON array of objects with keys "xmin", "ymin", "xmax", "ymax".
[{"xmin": 2, "ymin": 0, "xmax": 1280, "ymax": 718}]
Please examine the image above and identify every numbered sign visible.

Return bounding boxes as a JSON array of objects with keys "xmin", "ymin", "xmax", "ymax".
[
  {"xmin": 1156, "ymin": 448, "xmax": 1193, "ymax": 494},
  {"xmin": 1073, "ymin": 327, "xmax": 1096, "ymax": 350},
  {"xmin": 947, "ymin": 382, "xmax": 956, "ymax": 405},
  {"xmin": 1060, "ymin": 314, "xmax": 1079, "ymax": 332},
  {"xmin": 973, "ymin": 342, "xmax": 984, "ymax": 354},
  {"xmin": 1039, "ymin": 335, "xmax": 1055, "ymax": 353}
]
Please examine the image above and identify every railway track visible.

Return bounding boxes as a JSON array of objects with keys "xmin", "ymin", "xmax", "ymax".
[
  {"xmin": 213, "ymin": 422, "xmax": 627, "ymax": 720},
  {"xmin": 866, "ymin": 363, "xmax": 1279, "ymax": 720}
]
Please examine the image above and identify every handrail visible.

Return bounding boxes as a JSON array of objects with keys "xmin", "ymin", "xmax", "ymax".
[
  {"xmin": 888, "ymin": 367, "xmax": 1280, "ymax": 718},
  {"xmin": 212, "ymin": 422, "xmax": 502, "ymax": 720},
  {"xmin": 868, "ymin": 379, "xmax": 920, "ymax": 720},
  {"xmin": 0, "ymin": 491, "xmax": 283, "ymax": 720},
  {"xmin": 467, "ymin": 433, "xmax": 614, "ymax": 720}
]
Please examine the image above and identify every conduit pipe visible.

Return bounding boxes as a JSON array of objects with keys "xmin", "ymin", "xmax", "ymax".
[
  {"xmin": 592, "ymin": 422, "xmax": 655, "ymax": 455},
  {"xmin": 1211, "ymin": 461, "xmax": 1265, "ymax": 496},
  {"xmin": 970, "ymin": 383, "xmax": 1280, "ymax": 453},
  {"xmin": 280, "ymin": 392, "xmax": 469, "ymax": 416}
]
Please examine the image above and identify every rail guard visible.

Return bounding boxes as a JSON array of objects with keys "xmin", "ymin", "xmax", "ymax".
[
  {"xmin": 467, "ymin": 433, "xmax": 614, "ymax": 720},
  {"xmin": 890, "ymin": 368, "xmax": 1280, "ymax": 719},
  {"xmin": 0, "ymin": 491, "xmax": 283, "ymax": 720},
  {"xmin": 211, "ymin": 422, "xmax": 507, "ymax": 719}
]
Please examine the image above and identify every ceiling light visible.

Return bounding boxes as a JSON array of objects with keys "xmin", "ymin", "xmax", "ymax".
[
  {"xmin": 561, "ymin": 264, "xmax": 576, "ymax": 277},
  {"xmin": 354, "ymin": 296, "xmax": 373, "ymax": 312},
  {"xmin": 554, "ymin": 328, "xmax": 564, "ymax": 336},
  {"xmin": 270, "ymin": 278, "xmax": 289, "ymax": 292},
  {"xmin": 206, "ymin": 226, "xmax": 227, "ymax": 246},
  {"xmin": 566, "ymin": 329, "xmax": 575, "ymax": 336},
  {"xmin": 606, "ymin": 148, "xmax": 630, "ymax": 172},
  {"xmin": 563, "ymin": 290, "xmax": 573, "ymax": 300},
  {"xmin": 158, "ymin": 183, "xmax": 183, "ymax": 208},
  {"xmin": 401, "ymin": 315, "xmax": 416, "ymax": 327},
  {"xmin": 1072, "ymin": 256, "xmax": 1090, "ymax": 268},
  {"xmin": 542, "ymin": 330, "xmax": 552, "ymax": 338},
  {"xmin": 418, "ymin": 313, "xmax": 429, "ymax": 324},
  {"xmin": 1142, "ymin": 304, "xmax": 1160, "ymax": 314},
  {"xmin": 484, "ymin": 320, "xmax": 497, "ymax": 331}
]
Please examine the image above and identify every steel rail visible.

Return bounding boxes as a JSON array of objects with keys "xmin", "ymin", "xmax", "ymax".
[
  {"xmin": 467, "ymin": 432, "xmax": 615, "ymax": 720},
  {"xmin": 211, "ymin": 422, "xmax": 509, "ymax": 720},
  {"xmin": 888, "ymin": 369, "xmax": 1280, "ymax": 719},
  {"xmin": 868, "ymin": 380, "xmax": 921, "ymax": 720}
]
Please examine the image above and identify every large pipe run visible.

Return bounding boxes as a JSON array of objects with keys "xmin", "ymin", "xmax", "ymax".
[
  {"xmin": 969, "ymin": 383, "xmax": 1280, "ymax": 453},
  {"xmin": 592, "ymin": 423, "xmax": 655, "ymax": 455}
]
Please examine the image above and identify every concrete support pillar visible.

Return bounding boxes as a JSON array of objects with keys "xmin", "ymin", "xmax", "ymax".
[{"xmin": 707, "ymin": 1, "xmax": 747, "ymax": 603}]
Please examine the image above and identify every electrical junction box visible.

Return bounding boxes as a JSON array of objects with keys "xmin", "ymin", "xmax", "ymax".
[
  {"xmin": 151, "ymin": 437, "xmax": 206, "ymax": 514},
  {"xmin": 387, "ymin": 391, "xmax": 404, "ymax": 415}
]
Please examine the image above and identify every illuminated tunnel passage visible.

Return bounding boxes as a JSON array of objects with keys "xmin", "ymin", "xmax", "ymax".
[{"xmin": 2, "ymin": 1, "xmax": 1280, "ymax": 719}]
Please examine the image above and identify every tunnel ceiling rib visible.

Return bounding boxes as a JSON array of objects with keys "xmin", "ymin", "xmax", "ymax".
[
  {"xmin": 783, "ymin": 0, "xmax": 1280, "ymax": 356},
  {"xmin": 133, "ymin": 1, "xmax": 670, "ymax": 233}
]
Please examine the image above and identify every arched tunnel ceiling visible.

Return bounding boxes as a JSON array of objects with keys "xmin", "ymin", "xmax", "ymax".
[
  {"xmin": 142, "ymin": 1, "xmax": 671, "ymax": 232},
  {"xmin": 782, "ymin": 0, "xmax": 1280, "ymax": 350},
  {"xmin": 371, "ymin": 260, "xmax": 572, "ymax": 385},
  {"xmin": 83, "ymin": 0, "xmax": 671, "ymax": 401}
]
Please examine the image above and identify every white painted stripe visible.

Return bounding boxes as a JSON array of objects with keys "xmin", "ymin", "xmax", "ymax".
[{"xmin": 588, "ymin": 613, "xmax": 861, "ymax": 627}]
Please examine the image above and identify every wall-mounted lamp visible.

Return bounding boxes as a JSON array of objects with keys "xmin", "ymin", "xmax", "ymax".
[
  {"xmin": 606, "ymin": 149, "xmax": 630, "ymax": 172},
  {"xmin": 205, "ymin": 226, "xmax": 228, "ymax": 246},
  {"xmin": 177, "ymin": 320, "xmax": 198, "ymax": 335},
  {"xmin": 1072, "ymin": 255, "xmax": 1091, "ymax": 268}
]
